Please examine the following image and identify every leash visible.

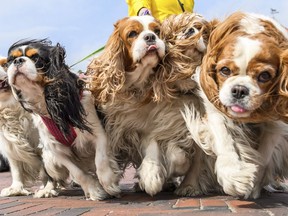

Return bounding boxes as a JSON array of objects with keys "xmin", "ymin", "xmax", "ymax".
[
  {"xmin": 177, "ymin": 0, "xmax": 185, "ymax": 12},
  {"xmin": 70, "ymin": 45, "xmax": 105, "ymax": 68}
]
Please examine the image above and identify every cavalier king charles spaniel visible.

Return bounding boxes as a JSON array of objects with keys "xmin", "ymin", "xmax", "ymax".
[
  {"xmin": 6, "ymin": 39, "xmax": 121, "ymax": 200},
  {"xmin": 153, "ymin": 12, "xmax": 214, "ymax": 101},
  {"xmin": 87, "ymin": 15, "xmax": 169, "ymax": 196},
  {"xmin": 0, "ymin": 58, "xmax": 49, "ymax": 197},
  {"xmin": 155, "ymin": 13, "xmax": 223, "ymax": 197},
  {"xmin": 183, "ymin": 11, "xmax": 288, "ymax": 198}
]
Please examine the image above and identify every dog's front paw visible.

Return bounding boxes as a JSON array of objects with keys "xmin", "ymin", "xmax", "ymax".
[
  {"xmin": 1, "ymin": 186, "xmax": 32, "ymax": 197},
  {"xmin": 175, "ymin": 184, "xmax": 203, "ymax": 197},
  {"xmin": 97, "ymin": 160, "xmax": 121, "ymax": 197},
  {"xmin": 137, "ymin": 158, "xmax": 167, "ymax": 196},
  {"xmin": 34, "ymin": 188, "xmax": 59, "ymax": 198},
  {"xmin": 83, "ymin": 176, "xmax": 111, "ymax": 201},
  {"xmin": 216, "ymin": 155, "xmax": 258, "ymax": 197}
]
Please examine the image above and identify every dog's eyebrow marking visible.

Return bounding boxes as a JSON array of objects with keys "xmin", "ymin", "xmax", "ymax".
[
  {"xmin": 26, "ymin": 48, "xmax": 38, "ymax": 57},
  {"xmin": 10, "ymin": 49, "xmax": 23, "ymax": 58},
  {"xmin": 0, "ymin": 58, "xmax": 7, "ymax": 66}
]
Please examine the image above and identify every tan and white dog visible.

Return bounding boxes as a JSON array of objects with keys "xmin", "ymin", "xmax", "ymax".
[
  {"xmin": 87, "ymin": 16, "xmax": 170, "ymax": 196},
  {"xmin": 0, "ymin": 57, "xmax": 48, "ymax": 197},
  {"xmin": 183, "ymin": 12, "xmax": 288, "ymax": 198},
  {"xmin": 155, "ymin": 13, "xmax": 222, "ymax": 196}
]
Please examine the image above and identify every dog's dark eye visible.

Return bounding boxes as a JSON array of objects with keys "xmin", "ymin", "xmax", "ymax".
[
  {"xmin": 258, "ymin": 71, "xmax": 272, "ymax": 83},
  {"xmin": 7, "ymin": 56, "xmax": 15, "ymax": 64},
  {"xmin": 128, "ymin": 31, "xmax": 138, "ymax": 38},
  {"xmin": 220, "ymin": 67, "xmax": 232, "ymax": 77},
  {"xmin": 154, "ymin": 28, "xmax": 160, "ymax": 36},
  {"xmin": 31, "ymin": 54, "xmax": 39, "ymax": 62},
  {"xmin": 185, "ymin": 28, "xmax": 196, "ymax": 37}
]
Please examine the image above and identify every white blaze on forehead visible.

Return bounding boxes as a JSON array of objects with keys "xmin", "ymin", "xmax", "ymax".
[
  {"xmin": 233, "ymin": 37, "xmax": 261, "ymax": 75},
  {"xmin": 240, "ymin": 14, "xmax": 265, "ymax": 34},
  {"xmin": 248, "ymin": 13, "xmax": 288, "ymax": 40},
  {"xmin": 130, "ymin": 16, "xmax": 156, "ymax": 30}
]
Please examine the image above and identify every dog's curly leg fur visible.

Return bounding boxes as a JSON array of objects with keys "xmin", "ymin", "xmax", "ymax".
[
  {"xmin": 95, "ymin": 132, "xmax": 122, "ymax": 197},
  {"xmin": 207, "ymin": 112, "xmax": 258, "ymax": 197},
  {"xmin": 57, "ymin": 153, "xmax": 109, "ymax": 200},
  {"xmin": 248, "ymin": 122, "xmax": 288, "ymax": 199},
  {"xmin": 183, "ymin": 104, "xmax": 258, "ymax": 197}
]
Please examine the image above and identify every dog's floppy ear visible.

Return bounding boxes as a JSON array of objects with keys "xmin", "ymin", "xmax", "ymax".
[
  {"xmin": 0, "ymin": 57, "xmax": 8, "ymax": 71},
  {"xmin": 276, "ymin": 49, "xmax": 288, "ymax": 119},
  {"xmin": 45, "ymin": 43, "xmax": 92, "ymax": 136},
  {"xmin": 199, "ymin": 19, "xmax": 222, "ymax": 105},
  {"xmin": 199, "ymin": 51, "xmax": 219, "ymax": 104},
  {"xmin": 279, "ymin": 49, "xmax": 288, "ymax": 95},
  {"xmin": 88, "ymin": 18, "xmax": 130, "ymax": 103}
]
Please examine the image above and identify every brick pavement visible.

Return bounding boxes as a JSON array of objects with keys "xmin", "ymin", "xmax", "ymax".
[{"xmin": 0, "ymin": 168, "xmax": 288, "ymax": 216}]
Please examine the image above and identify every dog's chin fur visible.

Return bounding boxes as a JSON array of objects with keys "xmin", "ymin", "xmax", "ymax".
[
  {"xmin": 6, "ymin": 39, "xmax": 121, "ymax": 200},
  {"xmin": 182, "ymin": 12, "xmax": 288, "ymax": 199}
]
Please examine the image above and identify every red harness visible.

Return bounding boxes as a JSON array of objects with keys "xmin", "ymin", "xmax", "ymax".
[
  {"xmin": 41, "ymin": 116, "xmax": 77, "ymax": 147},
  {"xmin": 40, "ymin": 90, "xmax": 84, "ymax": 147}
]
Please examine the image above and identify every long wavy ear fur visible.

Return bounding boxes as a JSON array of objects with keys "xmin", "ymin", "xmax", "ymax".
[
  {"xmin": 279, "ymin": 49, "xmax": 288, "ymax": 96},
  {"xmin": 277, "ymin": 49, "xmax": 288, "ymax": 119},
  {"xmin": 87, "ymin": 18, "xmax": 129, "ymax": 103},
  {"xmin": 45, "ymin": 43, "xmax": 92, "ymax": 135},
  {"xmin": 0, "ymin": 57, "xmax": 7, "ymax": 70}
]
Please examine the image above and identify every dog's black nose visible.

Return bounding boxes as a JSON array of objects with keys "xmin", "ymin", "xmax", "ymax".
[
  {"xmin": 144, "ymin": 33, "xmax": 156, "ymax": 43},
  {"xmin": 231, "ymin": 85, "xmax": 249, "ymax": 99},
  {"xmin": 13, "ymin": 57, "xmax": 26, "ymax": 67}
]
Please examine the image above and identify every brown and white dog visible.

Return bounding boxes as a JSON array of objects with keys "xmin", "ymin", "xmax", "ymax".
[
  {"xmin": 183, "ymin": 12, "xmax": 288, "ymax": 198},
  {"xmin": 153, "ymin": 13, "xmax": 222, "ymax": 196},
  {"xmin": 87, "ymin": 15, "xmax": 169, "ymax": 196},
  {"xmin": 0, "ymin": 57, "xmax": 48, "ymax": 197},
  {"xmin": 6, "ymin": 39, "xmax": 121, "ymax": 200},
  {"xmin": 153, "ymin": 12, "xmax": 214, "ymax": 101}
]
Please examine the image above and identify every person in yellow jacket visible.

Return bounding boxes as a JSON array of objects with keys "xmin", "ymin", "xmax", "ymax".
[{"xmin": 126, "ymin": 0, "xmax": 194, "ymax": 22}]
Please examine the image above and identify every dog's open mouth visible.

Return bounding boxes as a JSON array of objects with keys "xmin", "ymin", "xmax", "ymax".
[{"xmin": 0, "ymin": 79, "xmax": 9, "ymax": 90}]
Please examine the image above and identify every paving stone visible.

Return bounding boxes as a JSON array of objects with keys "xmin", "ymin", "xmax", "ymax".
[
  {"xmin": 172, "ymin": 198, "xmax": 200, "ymax": 209},
  {"xmin": 200, "ymin": 199, "xmax": 229, "ymax": 211},
  {"xmin": 0, "ymin": 170, "xmax": 288, "ymax": 216}
]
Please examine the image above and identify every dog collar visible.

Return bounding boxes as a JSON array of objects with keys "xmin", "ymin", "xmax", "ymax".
[{"xmin": 40, "ymin": 116, "xmax": 77, "ymax": 147}]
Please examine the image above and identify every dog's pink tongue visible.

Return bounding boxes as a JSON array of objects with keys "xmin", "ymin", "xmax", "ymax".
[
  {"xmin": 231, "ymin": 105, "xmax": 247, "ymax": 113},
  {"xmin": 148, "ymin": 45, "xmax": 157, "ymax": 51}
]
